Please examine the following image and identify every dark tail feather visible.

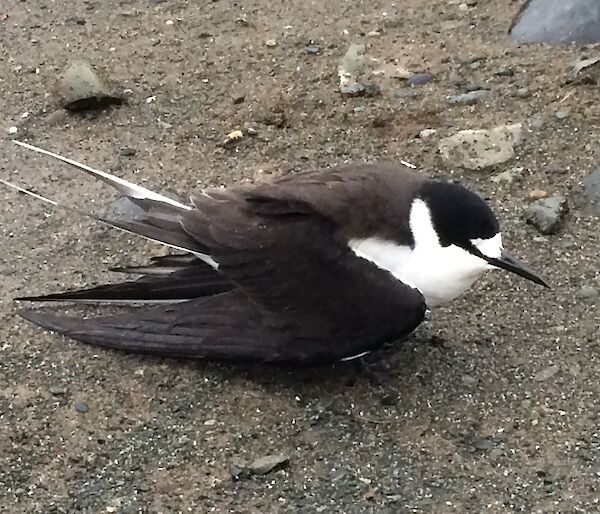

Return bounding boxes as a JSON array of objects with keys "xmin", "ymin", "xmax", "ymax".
[
  {"xmin": 16, "ymin": 265, "xmax": 233, "ymax": 303},
  {"xmin": 18, "ymin": 293, "xmax": 280, "ymax": 362}
]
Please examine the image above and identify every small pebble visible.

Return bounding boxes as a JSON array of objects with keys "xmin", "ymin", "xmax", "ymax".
[
  {"xmin": 265, "ymin": 39, "xmax": 277, "ymax": 47},
  {"xmin": 581, "ymin": 168, "xmax": 600, "ymax": 216},
  {"xmin": 525, "ymin": 196, "xmax": 567, "ymax": 235},
  {"xmin": 449, "ymin": 90, "xmax": 489, "ymax": 105},
  {"xmin": 406, "ymin": 73, "xmax": 434, "ymax": 87},
  {"xmin": 119, "ymin": 147, "xmax": 136, "ymax": 157},
  {"xmin": 577, "ymin": 286, "xmax": 598, "ymax": 299},
  {"xmin": 528, "ymin": 189, "xmax": 548, "ymax": 200},
  {"xmin": 249, "ymin": 453, "xmax": 289, "ymax": 475},
  {"xmin": 534, "ymin": 365, "xmax": 560, "ymax": 382},
  {"xmin": 223, "ymin": 130, "xmax": 244, "ymax": 146},
  {"xmin": 49, "ymin": 386, "xmax": 67, "ymax": 396},
  {"xmin": 529, "ymin": 115, "xmax": 546, "ymax": 131},
  {"xmin": 74, "ymin": 401, "xmax": 89, "ymax": 413},
  {"xmin": 229, "ymin": 462, "xmax": 247, "ymax": 481},
  {"xmin": 555, "ymin": 111, "xmax": 569, "ymax": 120},
  {"xmin": 340, "ymin": 81, "xmax": 366, "ymax": 96},
  {"xmin": 7, "ymin": 126, "xmax": 18, "ymax": 134},
  {"xmin": 516, "ymin": 87, "xmax": 530, "ymax": 98},
  {"xmin": 419, "ymin": 128, "xmax": 437, "ymax": 139},
  {"xmin": 306, "ymin": 45, "xmax": 320, "ymax": 55},
  {"xmin": 496, "ymin": 66, "xmax": 514, "ymax": 77}
]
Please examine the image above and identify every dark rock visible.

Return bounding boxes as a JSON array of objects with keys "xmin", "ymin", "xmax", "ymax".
[
  {"xmin": 406, "ymin": 73, "xmax": 434, "ymax": 87},
  {"xmin": 248, "ymin": 453, "xmax": 289, "ymax": 475},
  {"xmin": 511, "ymin": 0, "xmax": 600, "ymax": 44},
  {"xmin": 119, "ymin": 147, "xmax": 136, "ymax": 157},
  {"xmin": 580, "ymin": 168, "xmax": 600, "ymax": 215},
  {"xmin": 525, "ymin": 196, "xmax": 567, "ymax": 234},
  {"xmin": 232, "ymin": 93, "xmax": 245, "ymax": 104},
  {"xmin": 363, "ymin": 83, "xmax": 381, "ymax": 97},
  {"xmin": 229, "ymin": 462, "xmax": 249, "ymax": 481}
]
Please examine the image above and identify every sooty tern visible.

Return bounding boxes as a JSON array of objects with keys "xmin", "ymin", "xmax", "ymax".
[{"xmin": 2, "ymin": 141, "xmax": 548, "ymax": 364}]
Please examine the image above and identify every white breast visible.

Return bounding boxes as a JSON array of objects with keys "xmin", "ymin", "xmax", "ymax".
[{"xmin": 349, "ymin": 199, "xmax": 501, "ymax": 307}]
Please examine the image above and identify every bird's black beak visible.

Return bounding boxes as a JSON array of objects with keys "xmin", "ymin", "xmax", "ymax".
[{"xmin": 487, "ymin": 251, "xmax": 549, "ymax": 288}]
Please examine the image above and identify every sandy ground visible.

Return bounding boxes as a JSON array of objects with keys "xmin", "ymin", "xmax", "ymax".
[{"xmin": 0, "ymin": 0, "xmax": 599, "ymax": 512}]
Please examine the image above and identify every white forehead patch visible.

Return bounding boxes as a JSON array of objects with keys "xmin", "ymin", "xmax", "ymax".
[{"xmin": 471, "ymin": 233, "xmax": 502, "ymax": 259}]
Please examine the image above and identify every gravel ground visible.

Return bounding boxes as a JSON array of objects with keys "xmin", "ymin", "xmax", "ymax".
[{"xmin": 1, "ymin": 1, "xmax": 599, "ymax": 512}]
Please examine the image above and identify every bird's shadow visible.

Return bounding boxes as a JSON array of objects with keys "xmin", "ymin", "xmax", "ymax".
[{"xmin": 135, "ymin": 331, "xmax": 453, "ymax": 404}]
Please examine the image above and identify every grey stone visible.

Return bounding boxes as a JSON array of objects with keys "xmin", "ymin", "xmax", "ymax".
[
  {"xmin": 340, "ymin": 81, "xmax": 366, "ymax": 96},
  {"xmin": 580, "ymin": 168, "xmax": 600, "ymax": 215},
  {"xmin": 534, "ymin": 364, "xmax": 560, "ymax": 382},
  {"xmin": 577, "ymin": 286, "xmax": 598, "ymax": 299},
  {"xmin": 555, "ymin": 111, "xmax": 569, "ymax": 120},
  {"xmin": 570, "ymin": 56, "xmax": 600, "ymax": 84},
  {"xmin": 406, "ymin": 73, "xmax": 434, "ymax": 86},
  {"xmin": 119, "ymin": 147, "xmax": 136, "ymax": 157},
  {"xmin": 529, "ymin": 115, "xmax": 546, "ymax": 131},
  {"xmin": 229, "ymin": 461, "xmax": 248, "ymax": 481},
  {"xmin": 306, "ymin": 45, "xmax": 320, "ymax": 55},
  {"xmin": 495, "ymin": 66, "xmax": 514, "ymax": 77},
  {"xmin": 516, "ymin": 87, "xmax": 530, "ymax": 98},
  {"xmin": 449, "ymin": 90, "xmax": 489, "ymax": 105},
  {"xmin": 395, "ymin": 88, "xmax": 418, "ymax": 99},
  {"xmin": 249, "ymin": 453, "xmax": 289, "ymax": 475},
  {"xmin": 464, "ymin": 83, "xmax": 484, "ymax": 92},
  {"xmin": 525, "ymin": 196, "xmax": 567, "ymax": 235},
  {"xmin": 511, "ymin": 0, "xmax": 600, "ymax": 44},
  {"xmin": 49, "ymin": 386, "xmax": 67, "ymax": 396},
  {"xmin": 56, "ymin": 61, "xmax": 123, "ymax": 112},
  {"xmin": 74, "ymin": 401, "xmax": 89, "ymax": 413},
  {"xmin": 471, "ymin": 436, "xmax": 497, "ymax": 451},
  {"xmin": 438, "ymin": 123, "xmax": 523, "ymax": 170}
]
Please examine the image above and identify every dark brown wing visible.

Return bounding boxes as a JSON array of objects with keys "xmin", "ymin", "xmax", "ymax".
[
  {"xmin": 176, "ymin": 178, "xmax": 426, "ymax": 359},
  {"xmin": 18, "ymin": 164, "xmax": 426, "ymax": 363}
]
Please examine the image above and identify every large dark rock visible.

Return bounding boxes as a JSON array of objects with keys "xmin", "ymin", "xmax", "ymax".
[{"xmin": 511, "ymin": 0, "xmax": 600, "ymax": 44}]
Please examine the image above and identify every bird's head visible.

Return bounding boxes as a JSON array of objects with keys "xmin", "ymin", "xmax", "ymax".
[{"xmin": 415, "ymin": 181, "xmax": 548, "ymax": 292}]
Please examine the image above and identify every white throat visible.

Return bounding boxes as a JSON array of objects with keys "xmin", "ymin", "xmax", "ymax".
[{"xmin": 349, "ymin": 199, "xmax": 503, "ymax": 307}]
